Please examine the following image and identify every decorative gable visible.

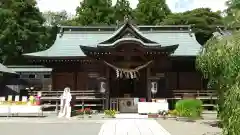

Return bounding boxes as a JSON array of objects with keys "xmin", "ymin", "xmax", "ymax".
[
  {"xmin": 99, "ymin": 20, "xmax": 158, "ymax": 45},
  {"xmin": 122, "ymin": 32, "xmax": 135, "ymax": 38}
]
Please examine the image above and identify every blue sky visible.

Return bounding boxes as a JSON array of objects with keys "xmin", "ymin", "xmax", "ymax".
[{"xmin": 37, "ymin": 0, "xmax": 227, "ymax": 14}]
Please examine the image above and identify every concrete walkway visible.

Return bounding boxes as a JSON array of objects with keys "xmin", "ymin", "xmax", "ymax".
[
  {"xmin": 157, "ymin": 119, "xmax": 221, "ymax": 135},
  {"xmin": 98, "ymin": 119, "xmax": 171, "ymax": 135},
  {"xmin": 115, "ymin": 113, "xmax": 148, "ymax": 119}
]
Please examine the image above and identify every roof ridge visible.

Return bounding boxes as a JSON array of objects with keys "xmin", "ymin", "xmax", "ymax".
[{"xmin": 60, "ymin": 25, "xmax": 192, "ymax": 33}]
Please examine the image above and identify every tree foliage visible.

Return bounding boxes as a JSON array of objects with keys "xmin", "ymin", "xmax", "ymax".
[
  {"xmin": 225, "ymin": 0, "xmax": 240, "ymax": 15},
  {"xmin": 75, "ymin": 0, "xmax": 115, "ymax": 25},
  {"xmin": 197, "ymin": 30, "xmax": 240, "ymax": 135},
  {"xmin": 194, "ymin": 2, "xmax": 240, "ymax": 135},
  {"xmin": 224, "ymin": 0, "xmax": 240, "ymax": 28},
  {"xmin": 43, "ymin": 10, "xmax": 70, "ymax": 26},
  {"xmin": 0, "ymin": 0, "xmax": 46, "ymax": 64},
  {"xmin": 41, "ymin": 11, "xmax": 80, "ymax": 50},
  {"xmin": 113, "ymin": 0, "xmax": 133, "ymax": 23},
  {"xmin": 134, "ymin": 0, "xmax": 171, "ymax": 25},
  {"xmin": 161, "ymin": 8, "xmax": 223, "ymax": 45}
]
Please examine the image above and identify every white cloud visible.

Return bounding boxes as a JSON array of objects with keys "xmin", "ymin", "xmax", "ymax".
[{"xmin": 37, "ymin": 0, "xmax": 227, "ymax": 14}]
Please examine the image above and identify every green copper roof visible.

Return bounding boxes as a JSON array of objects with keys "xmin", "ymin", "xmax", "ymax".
[
  {"xmin": 23, "ymin": 25, "xmax": 202, "ymax": 58},
  {"xmin": 0, "ymin": 63, "xmax": 16, "ymax": 74},
  {"xmin": 7, "ymin": 65, "xmax": 52, "ymax": 72}
]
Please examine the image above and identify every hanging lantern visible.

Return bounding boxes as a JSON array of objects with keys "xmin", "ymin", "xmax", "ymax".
[
  {"xmin": 98, "ymin": 77, "xmax": 107, "ymax": 94},
  {"xmin": 100, "ymin": 81, "xmax": 106, "ymax": 94},
  {"xmin": 151, "ymin": 81, "xmax": 158, "ymax": 94}
]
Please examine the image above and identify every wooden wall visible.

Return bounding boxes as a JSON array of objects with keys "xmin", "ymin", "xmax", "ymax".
[
  {"xmin": 166, "ymin": 72, "xmax": 202, "ymax": 90},
  {"xmin": 51, "ymin": 61, "xmax": 105, "ymax": 91},
  {"xmin": 49, "ymin": 57, "xmax": 205, "ymax": 95},
  {"xmin": 151, "ymin": 57, "xmax": 205, "ymax": 93}
]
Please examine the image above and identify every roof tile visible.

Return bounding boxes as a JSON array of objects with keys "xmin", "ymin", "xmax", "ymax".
[{"xmin": 24, "ymin": 27, "xmax": 201, "ymax": 57}]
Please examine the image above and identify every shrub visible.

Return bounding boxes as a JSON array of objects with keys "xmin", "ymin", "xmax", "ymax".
[
  {"xmin": 175, "ymin": 99, "xmax": 203, "ymax": 119},
  {"xmin": 104, "ymin": 109, "xmax": 116, "ymax": 118},
  {"xmin": 84, "ymin": 108, "xmax": 93, "ymax": 115},
  {"xmin": 168, "ymin": 110, "xmax": 178, "ymax": 116},
  {"xmin": 75, "ymin": 108, "xmax": 93, "ymax": 115},
  {"xmin": 76, "ymin": 109, "xmax": 84, "ymax": 115}
]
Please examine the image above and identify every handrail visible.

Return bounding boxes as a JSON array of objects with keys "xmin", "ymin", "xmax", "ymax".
[
  {"xmin": 29, "ymin": 90, "xmax": 103, "ymax": 98},
  {"xmin": 171, "ymin": 90, "xmax": 217, "ymax": 98},
  {"xmin": 30, "ymin": 90, "xmax": 97, "ymax": 93}
]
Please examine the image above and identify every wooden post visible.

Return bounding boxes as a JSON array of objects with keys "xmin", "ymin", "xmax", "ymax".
[
  {"xmin": 56, "ymin": 100, "xmax": 59, "ymax": 114},
  {"xmin": 55, "ymin": 91, "xmax": 59, "ymax": 114},
  {"xmin": 106, "ymin": 67, "xmax": 110, "ymax": 109},
  {"xmin": 147, "ymin": 68, "xmax": 151, "ymax": 101}
]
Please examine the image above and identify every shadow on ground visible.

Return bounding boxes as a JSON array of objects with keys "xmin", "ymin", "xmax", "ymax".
[{"xmin": 201, "ymin": 121, "xmax": 222, "ymax": 128}]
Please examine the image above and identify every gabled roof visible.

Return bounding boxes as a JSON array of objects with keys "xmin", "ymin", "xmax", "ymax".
[
  {"xmin": 99, "ymin": 21, "xmax": 158, "ymax": 45},
  {"xmin": 23, "ymin": 24, "xmax": 202, "ymax": 58},
  {"xmin": 0, "ymin": 63, "xmax": 17, "ymax": 74}
]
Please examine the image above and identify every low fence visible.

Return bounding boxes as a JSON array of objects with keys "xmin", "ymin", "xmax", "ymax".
[
  {"xmin": 171, "ymin": 90, "xmax": 217, "ymax": 99},
  {"xmin": 29, "ymin": 89, "xmax": 217, "ymax": 111},
  {"xmin": 30, "ymin": 90, "xmax": 105, "ymax": 112}
]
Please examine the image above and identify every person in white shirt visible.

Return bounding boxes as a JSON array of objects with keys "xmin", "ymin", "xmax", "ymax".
[{"xmin": 58, "ymin": 87, "xmax": 72, "ymax": 118}]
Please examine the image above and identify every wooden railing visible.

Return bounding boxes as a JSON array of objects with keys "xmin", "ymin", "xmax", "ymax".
[
  {"xmin": 29, "ymin": 89, "xmax": 217, "ymax": 111},
  {"xmin": 170, "ymin": 90, "xmax": 217, "ymax": 99},
  {"xmin": 29, "ymin": 90, "xmax": 105, "ymax": 111},
  {"xmin": 29, "ymin": 90, "xmax": 105, "ymax": 100}
]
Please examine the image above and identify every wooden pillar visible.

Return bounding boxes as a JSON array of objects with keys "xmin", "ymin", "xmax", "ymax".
[
  {"xmin": 146, "ymin": 67, "xmax": 151, "ymax": 101},
  {"xmin": 177, "ymin": 72, "xmax": 179, "ymax": 89},
  {"xmin": 106, "ymin": 66, "xmax": 110, "ymax": 109},
  {"xmin": 74, "ymin": 71, "xmax": 78, "ymax": 90}
]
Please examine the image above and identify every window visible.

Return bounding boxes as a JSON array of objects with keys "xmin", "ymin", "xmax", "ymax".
[
  {"xmin": 28, "ymin": 74, "xmax": 36, "ymax": 78},
  {"xmin": 43, "ymin": 74, "xmax": 51, "ymax": 79}
]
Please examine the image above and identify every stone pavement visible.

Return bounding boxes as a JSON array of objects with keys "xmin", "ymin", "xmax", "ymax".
[
  {"xmin": 0, "ymin": 112, "xmax": 221, "ymax": 135},
  {"xmin": 157, "ymin": 112, "xmax": 221, "ymax": 135},
  {"xmin": 0, "ymin": 122, "xmax": 102, "ymax": 135},
  {"xmin": 98, "ymin": 119, "xmax": 171, "ymax": 135},
  {"xmin": 0, "ymin": 116, "xmax": 106, "ymax": 124}
]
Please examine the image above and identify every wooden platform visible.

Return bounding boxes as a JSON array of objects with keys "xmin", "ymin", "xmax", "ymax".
[
  {"xmin": 30, "ymin": 90, "xmax": 105, "ymax": 111},
  {"xmin": 30, "ymin": 90, "xmax": 217, "ymax": 110}
]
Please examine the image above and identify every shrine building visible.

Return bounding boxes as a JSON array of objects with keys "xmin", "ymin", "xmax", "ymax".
[{"xmin": 22, "ymin": 20, "xmax": 213, "ymax": 111}]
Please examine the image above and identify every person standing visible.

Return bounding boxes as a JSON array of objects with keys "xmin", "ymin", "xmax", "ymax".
[{"xmin": 58, "ymin": 87, "xmax": 72, "ymax": 118}]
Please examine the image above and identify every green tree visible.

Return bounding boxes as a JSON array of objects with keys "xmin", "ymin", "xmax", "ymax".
[
  {"xmin": 0, "ymin": 0, "xmax": 46, "ymax": 64},
  {"xmin": 197, "ymin": 30, "xmax": 240, "ymax": 135},
  {"xmin": 225, "ymin": 0, "xmax": 240, "ymax": 28},
  {"xmin": 75, "ymin": 0, "xmax": 115, "ymax": 25},
  {"xmin": 113, "ymin": 0, "xmax": 133, "ymax": 23},
  {"xmin": 134, "ymin": 0, "xmax": 171, "ymax": 25},
  {"xmin": 225, "ymin": 0, "xmax": 240, "ymax": 15},
  {"xmin": 41, "ymin": 11, "xmax": 80, "ymax": 50},
  {"xmin": 161, "ymin": 8, "xmax": 223, "ymax": 45},
  {"xmin": 197, "ymin": 4, "xmax": 240, "ymax": 134},
  {"xmin": 43, "ymin": 10, "xmax": 70, "ymax": 26}
]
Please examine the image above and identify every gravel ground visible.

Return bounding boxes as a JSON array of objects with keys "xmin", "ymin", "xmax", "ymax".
[
  {"xmin": 0, "ymin": 123, "xmax": 102, "ymax": 135},
  {"xmin": 0, "ymin": 112, "xmax": 105, "ymax": 135},
  {"xmin": 157, "ymin": 112, "xmax": 222, "ymax": 135},
  {"xmin": 0, "ymin": 111, "xmax": 222, "ymax": 135}
]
